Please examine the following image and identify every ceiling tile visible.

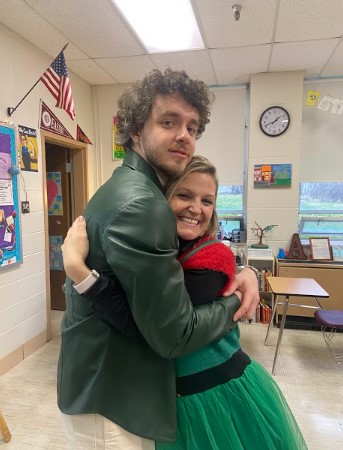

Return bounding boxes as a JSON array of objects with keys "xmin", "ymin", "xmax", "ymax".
[
  {"xmin": 24, "ymin": 0, "xmax": 145, "ymax": 58},
  {"xmin": 210, "ymin": 46, "xmax": 270, "ymax": 85},
  {"xmin": 151, "ymin": 50, "xmax": 217, "ymax": 85},
  {"xmin": 195, "ymin": 0, "xmax": 277, "ymax": 47},
  {"xmin": 67, "ymin": 59, "xmax": 117, "ymax": 85},
  {"xmin": 0, "ymin": 0, "xmax": 76, "ymax": 58},
  {"xmin": 321, "ymin": 40, "xmax": 343, "ymax": 77},
  {"xmin": 96, "ymin": 55, "xmax": 156, "ymax": 83},
  {"xmin": 270, "ymin": 39, "xmax": 339, "ymax": 78},
  {"xmin": 1, "ymin": 0, "xmax": 343, "ymax": 86},
  {"xmin": 276, "ymin": 0, "xmax": 343, "ymax": 42}
]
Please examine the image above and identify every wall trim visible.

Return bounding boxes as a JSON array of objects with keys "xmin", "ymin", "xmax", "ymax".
[{"xmin": 0, "ymin": 330, "xmax": 47, "ymax": 377}]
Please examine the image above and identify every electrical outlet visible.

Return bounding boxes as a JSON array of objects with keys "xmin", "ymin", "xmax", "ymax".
[{"xmin": 21, "ymin": 201, "xmax": 30, "ymax": 214}]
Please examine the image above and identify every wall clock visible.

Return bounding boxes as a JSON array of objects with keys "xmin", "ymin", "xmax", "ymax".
[{"xmin": 259, "ymin": 106, "xmax": 290, "ymax": 137}]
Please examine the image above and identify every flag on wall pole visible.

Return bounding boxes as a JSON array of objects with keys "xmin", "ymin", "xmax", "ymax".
[
  {"xmin": 40, "ymin": 46, "xmax": 76, "ymax": 120},
  {"xmin": 7, "ymin": 43, "xmax": 75, "ymax": 120}
]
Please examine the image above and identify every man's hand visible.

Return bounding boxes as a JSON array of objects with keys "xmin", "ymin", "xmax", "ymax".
[
  {"xmin": 223, "ymin": 268, "xmax": 260, "ymax": 321},
  {"xmin": 61, "ymin": 216, "xmax": 91, "ymax": 283}
]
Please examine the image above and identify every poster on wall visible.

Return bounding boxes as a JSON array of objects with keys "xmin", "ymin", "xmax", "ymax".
[
  {"xmin": 0, "ymin": 125, "xmax": 22, "ymax": 269},
  {"xmin": 254, "ymin": 164, "xmax": 292, "ymax": 188},
  {"xmin": 112, "ymin": 116, "xmax": 126, "ymax": 160},
  {"xmin": 49, "ymin": 235, "xmax": 64, "ymax": 270},
  {"xmin": 47, "ymin": 171, "xmax": 64, "ymax": 215},
  {"xmin": 18, "ymin": 125, "xmax": 38, "ymax": 172}
]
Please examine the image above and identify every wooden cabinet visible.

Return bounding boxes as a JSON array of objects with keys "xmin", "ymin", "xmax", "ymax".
[{"xmin": 276, "ymin": 260, "xmax": 343, "ymax": 319}]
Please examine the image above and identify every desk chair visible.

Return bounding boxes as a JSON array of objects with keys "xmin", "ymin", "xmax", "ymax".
[
  {"xmin": 0, "ymin": 410, "xmax": 11, "ymax": 443},
  {"xmin": 314, "ymin": 310, "xmax": 343, "ymax": 364}
]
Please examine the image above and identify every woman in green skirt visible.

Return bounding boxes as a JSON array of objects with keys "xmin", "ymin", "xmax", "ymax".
[{"xmin": 62, "ymin": 156, "xmax": 307, "ymax": 450}]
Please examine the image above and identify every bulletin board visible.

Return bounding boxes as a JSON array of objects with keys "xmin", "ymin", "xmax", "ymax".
[{"xmin": 0, "ymin": 125, "xmax": 22, "ymax": 269}]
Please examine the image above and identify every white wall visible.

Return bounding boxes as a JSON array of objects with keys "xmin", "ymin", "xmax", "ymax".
[
  {"xmin": 94, "ymin": 84, "xmax": 129, "ymax": 184},
  {"xmin": 302, "ymin": 80, "xmax": 343, "ymax": 182},
  {"xmin": 94, "ymin": 84, "xmax": 247, "ymax": 188},
  {"xmin": 196, "ymin": 87, "xmax": 246, "ymax": 186},
  {"xmin": 247, "ymin": 72, "xmax": 304, "ymax": 255},
  {"xmin": 0, "ymin": 24, "xmax": 95, "ymax": 370}
]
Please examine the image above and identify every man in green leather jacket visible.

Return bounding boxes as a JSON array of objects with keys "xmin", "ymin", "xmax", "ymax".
[{"xmin": 58, "ymin": 68, "xmax": 259, "ymax": 449}]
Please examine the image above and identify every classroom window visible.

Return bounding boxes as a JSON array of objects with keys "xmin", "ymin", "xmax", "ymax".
[
  {"xmin": 298, "ymin": 182, "xmax": 343, "ymax": 259},
  {"xmin": 216, "ymin": 185, "xmax": 244, "ymax": 240},
  {"xmin": 217, "ymin": 185, "xmax": 243, "ymax": 215},
  {"xmin": 299, "ymin": 182, "xmax": 343, "ymax": 214}
]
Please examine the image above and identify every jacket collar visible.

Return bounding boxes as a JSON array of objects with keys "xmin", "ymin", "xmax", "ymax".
[{"xmin": 123, "ymin": 149, "xmax": 164, "ymax": 192}]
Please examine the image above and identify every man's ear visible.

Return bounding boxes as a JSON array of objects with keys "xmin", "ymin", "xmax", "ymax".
[{"xmin": 131, "ymin": 131, "xmax": 140, "ymax": 144}]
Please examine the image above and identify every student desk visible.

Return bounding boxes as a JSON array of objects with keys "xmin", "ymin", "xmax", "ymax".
[{"xmin": 264, "ymin": 277, "xmax": 329, "ymax": 374}]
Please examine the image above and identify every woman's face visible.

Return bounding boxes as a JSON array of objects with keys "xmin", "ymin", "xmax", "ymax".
[{"xmin": 170, "ymin": 171, "xmax": 216, "ymax": 241}]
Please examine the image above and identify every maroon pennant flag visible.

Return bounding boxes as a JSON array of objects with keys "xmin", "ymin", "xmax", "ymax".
[
  {"xmin": 40, "ymin": 101, "xmax": 74, "ymax": 139},
  {"xmin": 76, "ymin": 125, "xmax": 92, "ymax": 144}
]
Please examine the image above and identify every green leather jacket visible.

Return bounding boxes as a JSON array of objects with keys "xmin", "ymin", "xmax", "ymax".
[{"xmin": 57, "ymin": 150, "xmax": 240, "ymax": 442}]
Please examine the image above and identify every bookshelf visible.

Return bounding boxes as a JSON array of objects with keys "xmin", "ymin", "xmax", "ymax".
[{"xmin": 247, "ymin": 249, "xmax": 275, "ymax": 324}]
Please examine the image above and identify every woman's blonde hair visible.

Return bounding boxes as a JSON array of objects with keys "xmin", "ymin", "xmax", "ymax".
[{"xmin": 165, "ymin": 155, "xmax": 219, "ymax": 237}]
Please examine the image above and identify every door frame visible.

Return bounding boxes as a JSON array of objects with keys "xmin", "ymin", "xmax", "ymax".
[{"xmin": 41, "ymin": 130, "xmax": 88, "ymax": 339}]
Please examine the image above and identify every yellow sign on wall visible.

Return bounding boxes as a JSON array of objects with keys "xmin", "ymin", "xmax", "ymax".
[{"xmin": 112, "ymin": 116, "xmax": 126, "ymax": 159}]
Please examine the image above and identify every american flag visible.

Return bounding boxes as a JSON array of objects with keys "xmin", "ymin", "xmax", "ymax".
[{"xmin": 41, "ymin": 51, "xmax": 75, "ymax": 120}]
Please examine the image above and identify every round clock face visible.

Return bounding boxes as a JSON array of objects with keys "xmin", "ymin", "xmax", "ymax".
[{"xmin": 259, "ymin": 106, "xmax": 290, "ymax": 137}]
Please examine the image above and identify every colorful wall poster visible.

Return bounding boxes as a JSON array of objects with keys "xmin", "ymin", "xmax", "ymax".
[
  {"xmin": 112, "ymin": 116, "xmax": 126, "ymax": 159},
  {"xmin": 18, "ymin": 125, "xmax": 38, "ymax": 172},
  {"xmin": 49, "ymin": 235, "xmax": 63, "ymax": 271},
  {"xmin": 0, "ymin": 125, "xmax": 22, "ymax": 269},
  {"xmin": 254, "ymin": 164, "xmax": 292, "ymax": 188},
  {"xmin": 47, "ymin": 171, "xmax": 64, "ymax": 215}
]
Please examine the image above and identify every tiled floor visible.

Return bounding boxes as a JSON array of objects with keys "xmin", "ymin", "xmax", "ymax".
[{"xmin": 0, "ymin": 311, "xmax": 342, "ymax": 449}]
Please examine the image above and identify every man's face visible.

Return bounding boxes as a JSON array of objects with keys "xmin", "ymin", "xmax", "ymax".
[{"xmin": 133, "ymin": 93, "xmax": 200, "ymax": 182}]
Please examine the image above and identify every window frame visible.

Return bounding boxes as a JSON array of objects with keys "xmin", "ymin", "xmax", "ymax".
[
  {"xmin": 298, "ymin": 217, "xmax": 343, "ymax": 237},
  {"xmin": 298, "ymin": 182, "xmax": 343, "ymax": 242}
]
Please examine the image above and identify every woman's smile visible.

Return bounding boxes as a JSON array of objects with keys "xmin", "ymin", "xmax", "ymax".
[{"xmin": 170, "ymin": 172, "xmax": 216, "ymax": 241}]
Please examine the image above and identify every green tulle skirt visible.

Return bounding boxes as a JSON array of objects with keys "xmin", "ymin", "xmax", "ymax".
[{"xmin": 156, "ymin": 360, "xmax": 307, "ymax": 450}]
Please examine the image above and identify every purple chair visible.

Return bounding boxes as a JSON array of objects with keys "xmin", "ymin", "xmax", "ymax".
[{"xmin": 314, "ymin": 310, "xmax": 343, "ymax": 364}]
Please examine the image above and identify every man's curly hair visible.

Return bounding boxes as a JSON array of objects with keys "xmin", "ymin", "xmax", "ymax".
[{"xmin": 116, "ymin": 68, "xmax": 214, "ymax": 149}]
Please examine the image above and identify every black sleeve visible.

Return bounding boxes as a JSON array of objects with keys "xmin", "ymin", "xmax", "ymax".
[
  {"xmin": 83, "ymin": 274, "xmax": 139, "ymax": 338},
  {"xmin": 184, "ymin": 270, "xmax": 228, "ymax": 306},
  {"xmin": 82, "ymin": 269, "xmax": 227, "ymax": 337}
]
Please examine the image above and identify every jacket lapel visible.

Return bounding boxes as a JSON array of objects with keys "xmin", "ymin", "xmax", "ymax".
[{"xmin": 123, "ymin": 150, "xmax": 164, "ymax": 192}]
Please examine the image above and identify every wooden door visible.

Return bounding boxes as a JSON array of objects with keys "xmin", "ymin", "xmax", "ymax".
[{"xmin": 46, "ymin": 144, "xmax": 72, "ymax": 310}]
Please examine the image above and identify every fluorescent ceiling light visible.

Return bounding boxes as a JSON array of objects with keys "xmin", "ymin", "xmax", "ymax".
[{"xmin": 113, "ymin": 0, "xmax": 204, "ymax": 53}]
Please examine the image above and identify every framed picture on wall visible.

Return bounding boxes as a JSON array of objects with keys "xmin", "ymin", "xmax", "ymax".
[
  {"xmin": 309, "ymin": 237, "xmax": 333, "ymax": 261},
  {"xmin": 254, "ymin": 163, "xmax": 292, "ymax": 188}
]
